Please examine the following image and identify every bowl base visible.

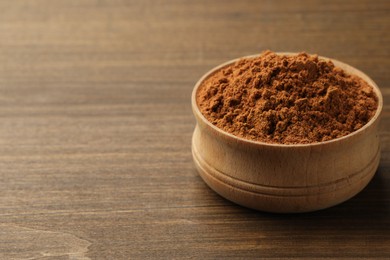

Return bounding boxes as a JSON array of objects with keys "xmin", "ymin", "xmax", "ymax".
[{"xmin": 192, "ymin": 139, "xmax": 379, "ymax": 213}]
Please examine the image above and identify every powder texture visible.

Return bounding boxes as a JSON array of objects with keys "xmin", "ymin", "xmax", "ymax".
[{"xmin": 196, "ymin": 51, "xmax": 378, "ymax": 144}]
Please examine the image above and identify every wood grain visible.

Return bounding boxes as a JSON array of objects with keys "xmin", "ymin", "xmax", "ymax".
[{"xmin": 0, "ymin": 0, "xmax": 389, "ymax": 259}]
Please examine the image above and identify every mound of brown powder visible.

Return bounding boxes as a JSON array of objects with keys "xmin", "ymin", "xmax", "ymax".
[{"xmin": 196, "ymin": 51, "xmax": 378, "ymax": 144}]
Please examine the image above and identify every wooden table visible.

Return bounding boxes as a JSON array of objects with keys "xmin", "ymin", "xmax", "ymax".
[{"xmin": 0, "ymin": 0, "xmax": 389, "ymax": 259}]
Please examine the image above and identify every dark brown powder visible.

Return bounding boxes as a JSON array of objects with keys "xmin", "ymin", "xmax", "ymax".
[{"xmin": 196, "ymin": 51, "xmax": 378, "ymax": 144}]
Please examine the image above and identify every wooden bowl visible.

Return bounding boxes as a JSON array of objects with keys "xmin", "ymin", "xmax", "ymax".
[{"xmin": 191, "ymin": 54, "xmax": 383, "ymax": 213}]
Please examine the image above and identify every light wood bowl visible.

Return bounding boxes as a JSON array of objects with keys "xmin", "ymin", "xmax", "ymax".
[{"xmin": 191, "ymin": 53, "xmax": 383, "ymax": 213}]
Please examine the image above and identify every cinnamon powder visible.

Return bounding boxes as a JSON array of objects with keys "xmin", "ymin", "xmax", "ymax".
[{"xmin": 196, "ymin": 51, "xmax": 378, "ymax": 144}]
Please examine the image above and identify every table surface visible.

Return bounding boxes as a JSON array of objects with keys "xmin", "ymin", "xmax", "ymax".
[{"xmin": 0, "ymin": 0, "xmax": 389, "ymax": 259}]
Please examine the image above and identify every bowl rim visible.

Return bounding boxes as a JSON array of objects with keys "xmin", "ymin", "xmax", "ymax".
[{"xmin": 191, "ymin": 52, "xmax": 384, "ymax": 148}]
